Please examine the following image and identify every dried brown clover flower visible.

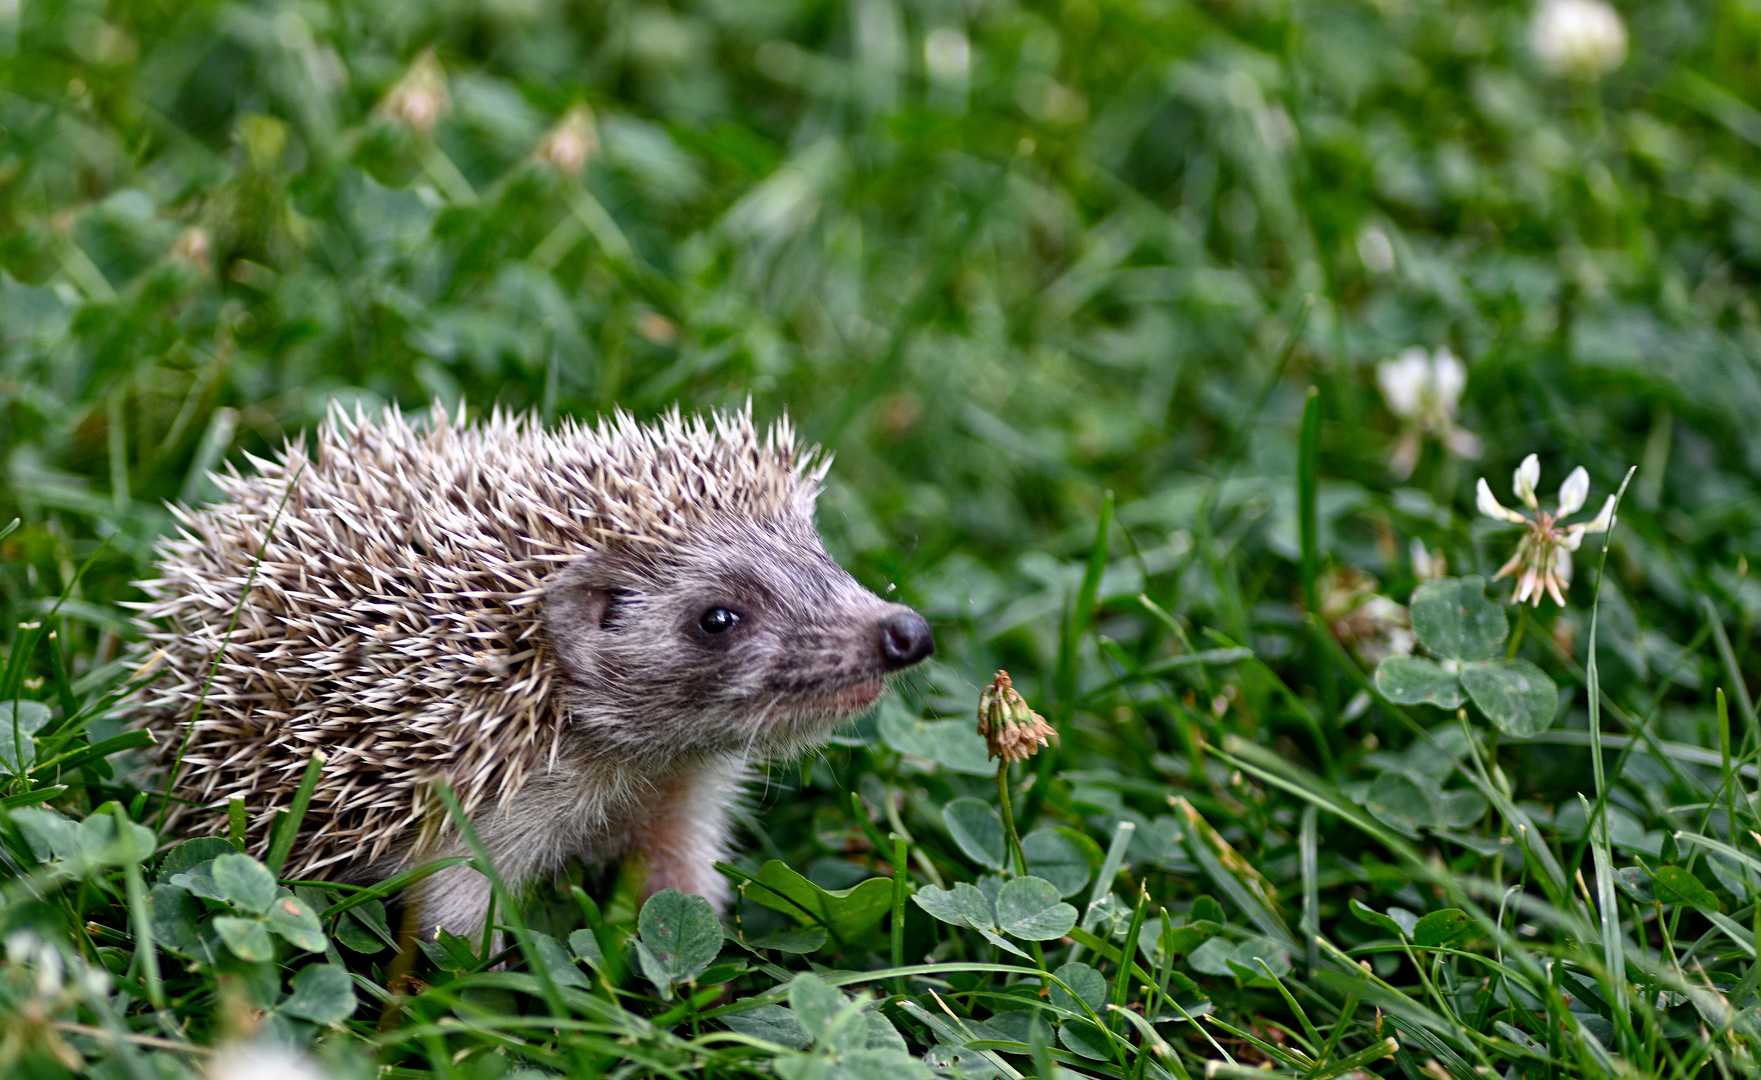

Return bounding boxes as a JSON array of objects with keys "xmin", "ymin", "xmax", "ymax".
[
  {"xmin": 534, "ymin": 105, "xmax": 599, "ymax": 178},
  {"xmin": 977, "ymin": 670, "xmax": 1056, "ymax": 763},
  {"xmin": 377, "ymin": 49, "xmax": 450, "ymax": 135}
]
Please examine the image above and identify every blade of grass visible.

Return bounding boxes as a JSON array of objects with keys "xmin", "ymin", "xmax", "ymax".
[
  {"xmin": 1306, "ymin": 993, "xmax": 1357, "ymax": 1074},
  {"xmin": 32, "ymin": 730, "xmax": 154, "ymax": 777},
  {"xmin": 1068, "ymin": 819, "xmax": 1135, "ymax": 963},
  {"xmin": 1172, "ymin": 793, "xmax": 1292, "ymax": 948},
  {"xmin": 1704, "ymin": 593, "xmax": 1758, "ymax": 753},
  {"xmin": 265, "ymin": 750, "xmax": 326, "ymax": 877},
  {"xmin": 1109, "ymin": 1004, "xmax": 1190, "ymax": 1080},
  {"xmin": 897, "ymin": 997, "xmax": 1027, "ymax": 1080},
  {"xmin": 0, "ymin": 784, "xmax": 66, "ymax": 809},
  {"xmin": 1303, "ymin": 1037, "xmax": 1398, "ymax": 1080},
  {"xmin": 1109, "ymin": 886, "xmax": 1149, "ymax": 1037},
  {"xmin": 159, "ymin": 463, "xmax": 303, "ymax": 831},
  {"xmin": 3, "ymin": 532, "xmax": 116, "ymax": 782},
  {"xmin": 1255, "ymin": 956, "xmax": 1323, "ymax": 1055},
  {"xmin": 1203, "ymin": 1014, "xmax": 1312, "ymax": 1070},
  {"xmin": 1720, "ymin": 688, "xmax": 1735, "ymax": 849},
  {"xmin": 1059, "ymin": 488, "xmax": 1114, "ymax": 717},
  {"xmin": 432, "ymin": 780, "xmax": 590, "ymax": 1074},
  {"xmin": 46, "ymin": 631, "xmax": 76, "ymax": 726},
  {"xmin": 321, "ymin": 856, "xmax": 477, "ymax": 919},
  {"xmin": 227, "ymin": 797, "xmax": 246, "ymax": 851},
  {"xmin": 112, "ymin": 802, "xmax": 163, "ymax": 1012},
  {"xmin": 1195, "ymin": 295, "xmax": 1313, "ymax": 644},
  {"xmin": 1297, "ymin": 386, "xmax": 1321, "ymax": 623},
  {"xmin": 1299, "ymin": 804, "xmax": 1318, "ymax": 974},
  {"xmin": 890, "ymin": 833, "xmax": 909, "ymax": 994},
  {"xmin": 1580, "ymin": 467, "xmax": 1636, "ymax": 1050}
]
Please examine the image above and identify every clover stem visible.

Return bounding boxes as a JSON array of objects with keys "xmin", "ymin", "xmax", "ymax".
[{"xmin": 997, "ymin": 759, "xmax": 1026, "ymax": 877}]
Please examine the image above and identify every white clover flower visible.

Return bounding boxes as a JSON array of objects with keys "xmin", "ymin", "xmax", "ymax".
[
  {"xmin": 1477, "ymin": 454, "xmax": 1616, "ymax": 606},
  {"xmin": 924, "ymin": 28, "xmax": 971, "ymax": 84},
  {"xmin": 1530, "ymin": 0, "xmax": 1627, "ymax": 80},
  {"xmin": 1376, "ymin": 346, "xmax": 1482, "ymax": 478},
  {"xmin": 1410, "ymin": 538, "xmax": 1447, "ymax": 581},
  {"xmin": 208, "ymin": 1042, "xmax": 330, "ymax": 1080},
  {"xmin": 1357, "ymin": 224, "xmax": 1395, "ymax": 274}
]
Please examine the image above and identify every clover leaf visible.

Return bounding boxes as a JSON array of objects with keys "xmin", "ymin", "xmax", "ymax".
[
  {"xmin": 633, "ymin": 888, "xmax": 723, "ymax": 997},
  {"xmin": 1373, "ymin": 577, "xmax": 1560, "ymax": 736},
  {"xmin": 911, "ymin": 875, "xmax": 1076, "ymax": 957}
]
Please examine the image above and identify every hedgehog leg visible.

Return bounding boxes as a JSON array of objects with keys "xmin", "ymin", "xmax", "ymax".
[
  {"xmin": 409, "ymin": 861, "xmax": 495, "ymax": 941},
  {"xmin": 408, "ymin": 813, "xmax": 554, "ymax": 943},
  {"xmin": 629, "ymin": 758, "xmax": 744, "ymax": 912}
]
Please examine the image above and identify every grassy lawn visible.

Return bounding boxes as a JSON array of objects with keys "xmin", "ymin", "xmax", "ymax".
[{"xmin": 4, "ymin": 0, "xmax": 1761, "ymax": 1077}]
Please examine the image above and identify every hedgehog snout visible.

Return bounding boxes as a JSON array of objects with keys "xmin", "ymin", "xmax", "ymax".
[{"xmin": 878, "ymin": 610, "xmax": 934, "ymax": 670}]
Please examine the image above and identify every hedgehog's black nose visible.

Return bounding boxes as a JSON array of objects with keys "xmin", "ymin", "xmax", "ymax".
[{"xmin": 879, "ymin": 611, "xmax": 935, "ymax": 669}]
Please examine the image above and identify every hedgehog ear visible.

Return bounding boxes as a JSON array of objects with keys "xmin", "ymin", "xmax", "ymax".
[{"xmin": 545, "ymin": 565, "xmax": 620, "ymax": 684}]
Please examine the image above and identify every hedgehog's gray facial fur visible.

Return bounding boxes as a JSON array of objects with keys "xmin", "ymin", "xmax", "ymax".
[{"xmin": 546, "ymin": 512, "xmax": 927, "ymax": 761}]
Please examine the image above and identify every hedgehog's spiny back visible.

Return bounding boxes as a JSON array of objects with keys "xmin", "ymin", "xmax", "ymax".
[{"xmin": 133, "ymin": 403, "xmax": 823, "ymax": 878}]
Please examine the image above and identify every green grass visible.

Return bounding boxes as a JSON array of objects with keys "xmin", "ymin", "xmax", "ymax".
[{"xmin": 5, "ymin": 0, "xmax": 1761, "ymax": 1077}]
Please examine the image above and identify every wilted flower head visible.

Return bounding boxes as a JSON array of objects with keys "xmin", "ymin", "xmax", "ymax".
[
  {"xmin": 169, "ymin": 226, "xmax": 211, "ymax": 271},
  {"xmin": 1477, "ymin": 454, "xmax": 1616, "ymax": 606},
  {"xmin": 1376, "ymin": 346, "xmax": 1481, "ymax": 478},
  {"xmin": 1530, "ymin": 0, "xmax": 1627, "ymax": 80},
  {"xmin": 377, "ymin": 49, "xmax": 450, "ymax": 134},
  {"xmin": 534, "ymin": 104, "xmax": 599, "ymax": 177},
  {"xmin": 977, "ymin": 671, "xmax": 1056, "ymax": 763},
  {"xmin": 1320, "ymin": 567, "xmax": 1415, "ymax": 666}
]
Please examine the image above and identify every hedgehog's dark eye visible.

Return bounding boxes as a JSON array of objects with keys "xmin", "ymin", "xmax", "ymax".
[{"xmin": 699, "ymin": 607, "xmax": 741, "ymax": 635}]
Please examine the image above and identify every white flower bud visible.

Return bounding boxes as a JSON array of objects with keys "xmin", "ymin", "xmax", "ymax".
[
  {"xmin": 1557, "ymin": 466, "xmax": 1589, "ymax": 516},
  {"xmin": 1564, "ymin": 494, "xmax": 1617, "ymax": 548},
  {"xmin": 1376, "ymin": 347, "xmax": 1431, "ymax": 420},
  {"xmin": 1357, "ymin": 225, "xmax": 1395, "ymax": 274},
  {"xmin": 924, "ymin": 28, "xmax": 971, "ymax": 84},
  {"xmin": 1478, "ymin": 478, "xmax": 1528, "ymax": 524},
  {"xmin": 1530, "ymin": 0, "xmax": 1627, "ymax": 80},
  {"xmin": 1513, "ymin": 454, "xmax": 1541, "ymax": 510},
  {"xmin": 1430, "ymin": 348, "xmax": 1465, "ymax": 412}
]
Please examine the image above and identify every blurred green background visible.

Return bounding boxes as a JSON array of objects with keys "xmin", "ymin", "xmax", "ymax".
[{"xmin": 3, "ymin": 0, "xmax": 1760, "ymax": 775}]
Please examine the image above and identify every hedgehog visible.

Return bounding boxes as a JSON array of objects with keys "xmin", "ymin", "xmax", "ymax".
[{"xmin": 130, "ymin": 402, "xmax": 934, "ymax": 936}]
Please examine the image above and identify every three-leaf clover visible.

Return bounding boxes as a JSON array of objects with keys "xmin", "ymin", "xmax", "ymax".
[
  {"xmin": 165, "ymin": 850, "xmax": 327, "ymax": 962},
  {"xmin": 910, "ymin": 875, "xmax": 1077, "ymax": 957},
  {"xmin": 1375, "ymin": 576, "xmax": 1559, "ymax": 736}
]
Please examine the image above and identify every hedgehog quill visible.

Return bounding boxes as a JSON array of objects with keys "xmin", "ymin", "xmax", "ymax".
[{"xmin": 130, "ymin": 404, "xmax": 934, "ymax": 936}]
